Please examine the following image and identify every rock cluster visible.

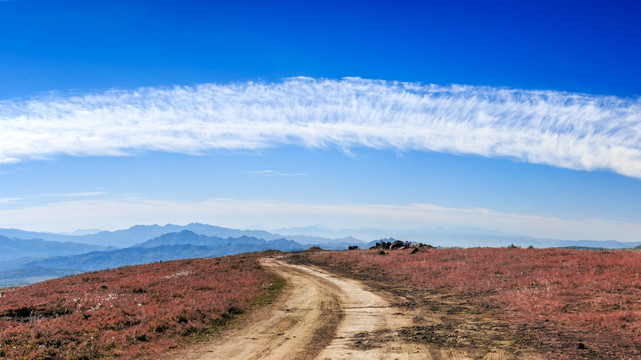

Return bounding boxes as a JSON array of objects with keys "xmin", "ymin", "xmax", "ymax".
[{"xmin": 370, "ymin": 241, "xmax": 433, "ymax": 251}]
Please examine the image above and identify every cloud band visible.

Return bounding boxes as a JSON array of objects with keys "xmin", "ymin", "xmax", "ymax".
[{"xmin": 1, "ymin": 77, "xmax": 640, "ymax": 178}]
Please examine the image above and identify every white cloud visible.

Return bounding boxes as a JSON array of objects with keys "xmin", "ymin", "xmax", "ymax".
[
  {"xmin": 0, "ymin": 197, "xmax": 640, "ymax": 242},
  {"xmin": 0, "ymin": 197, "xmax": 21, "ymax": 204},
  {"xmin": 247, "ymin": 170, "xmax": 309, "ymax": 177},
  {"xmin": 46, "ymin": 191, "xmax": 106, "ymax": 198},
  {"xmin": 1, "ymin": 77, "xmax": 640, "ymax": 178}
]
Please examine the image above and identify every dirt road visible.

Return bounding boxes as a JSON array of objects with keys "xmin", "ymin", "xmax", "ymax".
[
  {"xmin": 170, "ymin": 257, "xmax": 541, "ymax": 359},
  {"xmin": 171, "ymin": 257, "xmax": 430, "ymax": 359}
]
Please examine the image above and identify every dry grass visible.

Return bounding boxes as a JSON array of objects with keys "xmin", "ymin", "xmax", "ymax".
[
  {"xmin": 299, "ymin": 248, "xmax": 641, "ymax": 359},
  {"xmin": 0, "ymin": 253, "xmax": 278, "ymax": 359}
]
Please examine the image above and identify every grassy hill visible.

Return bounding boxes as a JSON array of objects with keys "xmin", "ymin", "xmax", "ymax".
[
  {"xmin": 296, "ymin": 247, "xmax": 641, "ymax": 359},
  {"xmin": 0, "ymin": 252, "xmax": 283, "ymax": 359}
]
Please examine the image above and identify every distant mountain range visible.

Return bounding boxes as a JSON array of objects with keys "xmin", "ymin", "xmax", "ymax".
[
  {"xmin": 24, "ymin": 234, "xmax": 304, "ymax": 273},
  {"xmin": 0, "ymin": 235, "xmax": 112, "ymax": 262},
  {"xmin": 1, "ymin": 223, "xmax": 639, "ymax": 288},
  {"xmin": 134, "ymin": 230, "xmax": 303, "ymax": 250},
  {"xmin": 0, "ymin": 229, "xmax": 312, "ymax": 288},
  {"xmin": 0, "ymin": 223, "xmax": 360, "ymax": 248}
]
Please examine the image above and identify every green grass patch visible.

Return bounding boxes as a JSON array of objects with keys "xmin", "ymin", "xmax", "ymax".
[{"xmin": 254, "ymin": 275, "xmax": 287, "ymax": 307}]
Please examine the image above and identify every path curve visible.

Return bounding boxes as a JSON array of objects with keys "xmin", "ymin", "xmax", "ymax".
[{"xmin": 171, "ymin": 257, "xmax": 430, "ymax": 360}]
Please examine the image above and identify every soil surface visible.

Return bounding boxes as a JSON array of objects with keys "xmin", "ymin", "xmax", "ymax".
[{"xmin": 169, "ymin": 257, "xmax": 542, "ymax": 359}]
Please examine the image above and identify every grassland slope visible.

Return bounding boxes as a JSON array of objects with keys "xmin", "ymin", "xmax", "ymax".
[
  {"xmin": 293, "ymin": 248, "xmax": 641, "ymax": 359},
  {"xmin": 0, "ymin": 252, "xmax": 281, "ymax": 359}
]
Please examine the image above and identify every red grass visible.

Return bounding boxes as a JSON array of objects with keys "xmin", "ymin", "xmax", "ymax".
[
  {"xmin": 307, "ymin": 248, "xmax": 641, "ymax": 358},
  {"xmin": 0, "ymin": 253, "xmax": 275, "ymax": 359}
]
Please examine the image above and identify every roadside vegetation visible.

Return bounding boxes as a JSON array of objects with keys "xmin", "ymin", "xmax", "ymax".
[
  {"xmin": 294, "ymin": 247, "xmax": 641, "ymax": 359},
  {"xmin": 0, "ymin": 252, "xmax": 280, "ymax": 359}
]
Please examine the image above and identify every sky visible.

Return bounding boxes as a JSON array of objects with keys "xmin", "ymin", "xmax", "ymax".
[{"xmin": 1, "ymin": 0, "xmax": 640, "ymax": 241}]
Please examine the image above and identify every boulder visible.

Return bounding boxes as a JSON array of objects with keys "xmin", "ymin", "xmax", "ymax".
[{"xmin": 390, "ymin": 240, "xmax": 405, "ymax": 250}]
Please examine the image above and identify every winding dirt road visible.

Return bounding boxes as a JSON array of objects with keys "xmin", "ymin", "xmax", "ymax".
[{"xmin": 172, "ymin": 257, "xmax": 431, "ymax": 359}]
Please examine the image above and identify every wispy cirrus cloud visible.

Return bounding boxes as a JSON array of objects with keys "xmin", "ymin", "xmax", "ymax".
[
  {"xmin": 0, "ymin": 197, "xmax": 21, "ymax": 204},
  {"xmin": 247, "ymin": 170, "xmax": 309, "ymax": 177},
  {"xmin": 1, "ymin": 77, "xmax": 640, "ymax": 178},
  {"xmin": 46, "ymin": 191, "xmax": 106, "ymax": 198}
]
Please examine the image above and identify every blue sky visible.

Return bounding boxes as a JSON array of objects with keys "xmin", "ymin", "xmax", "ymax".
[{"xmin": 1, "ymin": 0, "xmax": 640, "ymax": 241}]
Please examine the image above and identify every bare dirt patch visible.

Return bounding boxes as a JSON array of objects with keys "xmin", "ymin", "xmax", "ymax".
[{"xmin": 286, "ymin": 252, "xmax": 543, "ymax": 360}]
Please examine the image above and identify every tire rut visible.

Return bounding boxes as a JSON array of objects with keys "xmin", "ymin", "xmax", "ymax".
[{"xmin": 170, "ymin": 257, "xmax": 431, "ymax": 359}]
